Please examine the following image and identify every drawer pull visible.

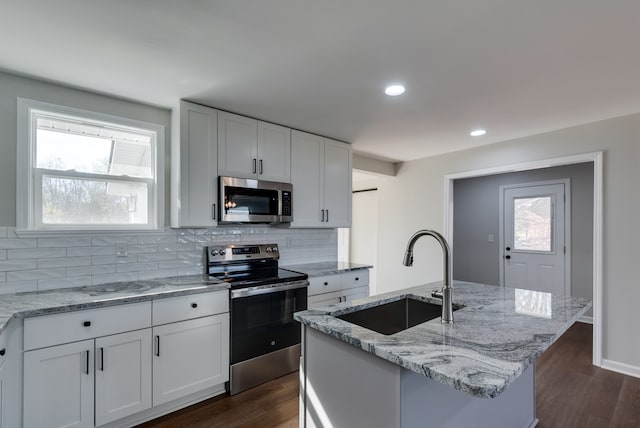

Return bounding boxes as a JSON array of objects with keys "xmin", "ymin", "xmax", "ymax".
[
  {"xmin": 191, "ymin": 303, "xmax": 198, "ymax": 309},
  {"xmin": 0, "ymin": 348, "xmax": 5, "ymax": 356},
  {"xmin": 83, "ymin": 321, "xmax": 91, "ymax": 327},
  {"xmin": 355, "ymin": 277, "xmax": 359, "ymax": 281},
  {"xmin": 324, "ymin": 282, "xmax": 328, "ymax": 286}
]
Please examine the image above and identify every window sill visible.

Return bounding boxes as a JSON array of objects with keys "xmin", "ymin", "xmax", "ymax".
[{"xmin": 15, "ymin": 227, "xmax": 170, "ymax": 238}]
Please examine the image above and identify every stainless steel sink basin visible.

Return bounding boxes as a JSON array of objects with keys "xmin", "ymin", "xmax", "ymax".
[{"xmin": 336, "ymin": 296, "xmax": 461, "ymax": 335}]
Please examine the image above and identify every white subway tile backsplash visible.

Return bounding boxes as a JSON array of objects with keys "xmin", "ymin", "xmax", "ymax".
[
  {"xmin": 0, "ymin": 259, "xmax": 38, "ymax": 272},
  {"xmin": 67, "ymin": 265, "xmax": 116, "ymax": 277},
  {"xmin": 67, "ymin": 246, "xmax": 115, "ymax": 257},
  {"xmin": 7, "ymin": 268, "xmax": 66, "ymax": 282},
  {"xmin": 0, "ymin": 226, "xmax": 336, "ymax": 293},
  {"xmin": 137, "ymin": 253, "xmax": 177, "ymax": 262},
  {"xmin": 0, "ymin": 280, "xmax": 37, "ymax": 294},
  {"xmin": 8, "ymin": 248, "xmax": 67, "ymax": 260},
  {"xmin": 37, "ymin": 237, "xmax": 92, "ymax": 248},
  {"xmin": 0, "ymin": 238, "xmax": 37, "ymax": 249},
  {"xmin": 116, "ymin": 262, "xmax": 159, "ymax": 273},
  {"xmin": 38, "ymin": 256, "xmax": 91, "ymax": 269}
]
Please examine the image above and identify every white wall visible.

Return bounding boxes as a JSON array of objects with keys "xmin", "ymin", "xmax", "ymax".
[
  {"xmin": 350, "ymin": 190, "xmax": 378, "ymax": 294},
  {"xmin": 376, "ymin": 114, "xmax": 640, "ymax": 370}
]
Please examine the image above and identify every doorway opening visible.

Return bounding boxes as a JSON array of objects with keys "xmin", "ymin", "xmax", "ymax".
[{"xmin": 444, "ymin": 152, "xmax": 603, "ymax": 367}]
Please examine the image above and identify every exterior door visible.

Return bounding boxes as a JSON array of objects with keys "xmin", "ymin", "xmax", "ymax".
[{"xmin": 502, "ymin": 182, "xmax": 568, "ymax": 295}]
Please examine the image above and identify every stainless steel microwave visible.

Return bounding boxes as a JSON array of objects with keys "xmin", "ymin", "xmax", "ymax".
[{"xmin": 219, "ymin": 176, "xmax": 292, "ymax": 224}]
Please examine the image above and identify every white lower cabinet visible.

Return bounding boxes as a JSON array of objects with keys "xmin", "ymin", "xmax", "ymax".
[
  {"xmin": 95, "ymin": 329, "xmax": 152, "ymax": 426},
  {"xmin": 0, "ymin": 324, "xmax": 21, "ymax": 428},
  {"xmin": 24, "ymin": 339, "xmax": 95, "ymax": 428},
  {"xmin": 307, "ymin": 270, "xmax": 371, "ymax": 309},
  {"xmin": 152, "ymin": 313, "xmax": 229, "ymax": 406}
]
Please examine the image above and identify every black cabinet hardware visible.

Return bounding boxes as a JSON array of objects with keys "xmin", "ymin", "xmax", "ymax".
[
  {"xmin": 0, "ymin": 348, "xmax": 5, "ymax": 356},
  {"xmin": 191, "ymin": 303, "xmax": 198, "ymax": 308},
  {"xmin": 83, "ymin": 321, "xmax": 91, "ymax": 327}
]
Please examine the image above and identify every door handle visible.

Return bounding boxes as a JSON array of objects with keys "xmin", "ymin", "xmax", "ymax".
[
  {"xmin": 252, "ymin": 158, "xmax": 257, "ymax": 173},
  {"xmin": 155, "ymin": 336, "xmax": 160, "ymax": 357},
  {"xmin": 212, "ymin": 203, "xmax": 216, "ymax": 220},
  {"xmin": 321, "ymin": 209, "xmax": 325, "ymax": 222},
  {"xmin": 326, "ymin": 210, "xmax": 329, "ymax": 222},
  {"xmin": 259, "ymin": 159, "xmax": 263, "ymax": 174},
  {"xmin": 85, "ymin": 350, "xmax": 90, "ymax": 375},
  {"xmin": 505, "ymin": 255, "xmax": 511, "ymax": 260},
  {"xmin": 99, "ymin": 347, "xmax": 104, "ymax": 371}
]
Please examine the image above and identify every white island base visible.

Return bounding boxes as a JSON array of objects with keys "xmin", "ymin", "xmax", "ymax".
[{"xmin": 300, "ymin": 328, "xmax": 538, "ymax": 428}]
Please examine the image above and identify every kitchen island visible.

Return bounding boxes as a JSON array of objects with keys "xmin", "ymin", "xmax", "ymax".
[{"xmin": 294, "ymin": 280, "xmax": 591, "ymax": 428}]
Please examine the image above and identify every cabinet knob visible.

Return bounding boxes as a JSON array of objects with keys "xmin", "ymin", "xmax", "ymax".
[
  {"xmin": 355, "ymin": 277, "xmax": 359, "ymax": 281},
  {"xmin": 83, "ymin": 321, "xmax": 91, "ymax": 327},
  {"xmin": 324, "ymin": 282, "xmax": 328, "ymax": 286},
  {"xmin": 0, "ymin": 348, "xmax": 5, "ymax": 356},
  {"xmin": 191, "ymin": 303, "xmax": 198, "ymax": 309}
]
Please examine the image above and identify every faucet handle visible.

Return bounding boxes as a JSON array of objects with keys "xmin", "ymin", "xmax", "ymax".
[{"xmin": 431, "ymin": 289, "xmax": 444, "ymax": 299}]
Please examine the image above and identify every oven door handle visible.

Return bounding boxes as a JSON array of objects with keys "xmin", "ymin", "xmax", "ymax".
[{"xmin": 230, "ymin": 280, "xmax": 309, "ymax": 299}]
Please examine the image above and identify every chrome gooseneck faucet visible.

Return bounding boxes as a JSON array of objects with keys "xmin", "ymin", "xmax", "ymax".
[{"xmin": 402, "ymin": 230, "xmax": 454, "ymax": 324}]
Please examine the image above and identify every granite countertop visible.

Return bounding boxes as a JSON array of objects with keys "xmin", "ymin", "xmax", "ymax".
[
  {"xmin": 294, "ymin": 280, "xmax": 592, "ymax": 399},
  {"xmin": 283, "ymin": 261, "xmax": 372, "ymax": 277},
  {"xmin": 0, "ymin": 275, "xmax": 229, "ymax": 336}
]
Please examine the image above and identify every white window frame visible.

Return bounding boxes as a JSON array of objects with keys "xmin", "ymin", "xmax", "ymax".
[{"xmin": 16, "ymin": 98, "xmax": 165, "ymax": 233}]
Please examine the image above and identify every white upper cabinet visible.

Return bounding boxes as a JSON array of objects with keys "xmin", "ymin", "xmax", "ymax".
[
  {"xmin": 218, "ymin": 111, "xmax": 291, "ymax": 182},
  {"xmin": 290, "ymin": 130, "xmax": 352, "ymax": 228},
  {"xmin": 171, "ymin": 101, "xmax": 218, "ymax": 228}
]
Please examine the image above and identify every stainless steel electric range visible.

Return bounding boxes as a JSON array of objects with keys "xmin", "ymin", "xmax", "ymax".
[{"xmin": 205, "ymin": 243, "xmax": 308, "ymax": 395}]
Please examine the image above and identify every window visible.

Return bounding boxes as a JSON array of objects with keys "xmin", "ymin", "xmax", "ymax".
[
  {"xmin": 17, "ymin": 99, "xmax": 164, "ymax": 231},
  {"xmin": 512, "ymin": 196, "xmax": 553, "ymax": 252}
]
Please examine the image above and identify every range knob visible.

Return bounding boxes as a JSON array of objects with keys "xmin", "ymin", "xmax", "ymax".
[
  {"xmin": 265, "ymin": 247, "xmax": 272, "ymax": 253},
  {"xmin": 272, "ymin": 246, "xmax": 278, "ymax": 252},
  {"xmin": 218, "ymin": 249, "xmax": 226, "ymax": 256}
]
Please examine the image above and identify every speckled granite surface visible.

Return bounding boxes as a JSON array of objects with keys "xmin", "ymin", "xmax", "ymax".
[
  {"xmin": 0, "ymin": 275, "xmax": 228, "ymax": 336},
  {"xmin": 283, "ymin": 261, "xmax": 372, "ymax": 277},
  {"xmin": 294, "ymin": 280, "xmax": 591, "ymax": 399}
]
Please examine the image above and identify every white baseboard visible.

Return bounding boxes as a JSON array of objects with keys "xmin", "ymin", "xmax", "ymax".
[
  {"xmin": 577, "ymin": 315, "xmax": 593, "ymax": 324},
  {"xmin": 601, "ymin": 359, "xmax": 640, "ymax": 379}
]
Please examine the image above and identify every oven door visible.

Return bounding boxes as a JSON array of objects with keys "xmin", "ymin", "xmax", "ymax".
[
  {"xmin": 219, "ymin": 176, "xmax": 282, "ymax": 223},
  {"xmin": 230, "ymin": 281, "xmax": 308, "ymax": 365}
]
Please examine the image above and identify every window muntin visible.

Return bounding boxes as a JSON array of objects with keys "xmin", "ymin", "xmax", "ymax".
[{"xmin": 19, "ymin": 100, "xmax": 162, "ymax": 231}]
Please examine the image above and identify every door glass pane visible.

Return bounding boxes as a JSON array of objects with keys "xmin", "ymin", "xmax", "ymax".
[{"xmin": 513, "ymin": 196, "xmax": 552, "ymax": 251}]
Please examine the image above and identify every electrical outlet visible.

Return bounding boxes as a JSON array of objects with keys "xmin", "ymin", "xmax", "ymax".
[
  {"xmin": 116, "ymin": 242, "xmax": 128, "ymax": 257},
  {"xmin": 488, "ymin": 234, "xmax": 494, "ymax": 243}
]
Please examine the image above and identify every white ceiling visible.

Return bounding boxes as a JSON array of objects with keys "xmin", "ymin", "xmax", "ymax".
[{"xmin": 2, "ymin": 1, "xmax": 640, "ymax": 162}]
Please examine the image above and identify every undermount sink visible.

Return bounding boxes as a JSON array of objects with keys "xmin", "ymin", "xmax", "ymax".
[{"xmin": 336, "ymin": 296, "xmax": 461, "ymax": 335}]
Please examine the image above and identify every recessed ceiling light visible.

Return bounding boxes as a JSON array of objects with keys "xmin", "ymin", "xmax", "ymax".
[
  {"xmin": 385, "ymin": 85, "xmax": 405, "ymax": 96},
  {"xmin": 470, "ymin": 129, "xmax": 487, "ymax": 137}
]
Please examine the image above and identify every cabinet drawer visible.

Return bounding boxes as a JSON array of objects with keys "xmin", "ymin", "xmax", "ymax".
[
  {"xmin": 24, "ymin": 301, "xmax": 151, "ymax": 351},
  {"xmin": 308, "ymin": 291, "xmax": 342, "ymax": 310},
  {"xmin": 340, "ymin": 270, "xmax": 369, "ymax": 290},
  {"xmin": 307, "ymin": 275, "xmax": 342, "ymax": 296},
  {"xmin": 153, "ymin": 290, "xmax": 229, "ymax": 325}
]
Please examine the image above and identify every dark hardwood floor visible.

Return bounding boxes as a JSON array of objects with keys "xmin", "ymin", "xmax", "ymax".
[{"xmin": 139, "ymin": 323, "xmax": 640, "ymax": 428}]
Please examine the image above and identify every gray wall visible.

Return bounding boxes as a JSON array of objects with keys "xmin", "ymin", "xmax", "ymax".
[
  {"xmin": 453, "ymin": 163, "xmax": 593, "ymax": 303},
  {"xmin": 0, "ymin": 71, "xmax": 171, "ymax": 226}
]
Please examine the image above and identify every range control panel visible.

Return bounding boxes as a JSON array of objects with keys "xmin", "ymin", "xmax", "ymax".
[{"xmin": 206, "ymin": 243, "xmax": 279, "ymax": 263}]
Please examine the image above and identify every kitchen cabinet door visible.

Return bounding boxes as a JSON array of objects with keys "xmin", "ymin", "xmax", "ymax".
[
  {"xmin": 258, "ymin": 121, "xmax": 291, "ymax": 182},
  {"xmin": 290, "ymin": 130, "xmax": 325, "ymax": 227},
  {"xmin": 218, "ymin": 111, "xmax": 258, "ymax": 179},
  {"xmin": 23, "ymin": 340, "xmax": 94, "ymax": 428},
  {"xmin": 323, "ymin": 138, "xmax": 352, "ymax": 228},
  {"xmin": 152, "ymin": 314, "xmax": 229, "ymax": 406},
  {"xmin": 171, "ymin": 101, "xmax": 218, "ymax": 227},
  {"xmin": 95, "ymin": 329, "xmax": 152, "ymax": 426}
]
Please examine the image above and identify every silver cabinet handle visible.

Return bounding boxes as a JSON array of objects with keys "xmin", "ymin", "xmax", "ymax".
[
  {"xmin": 252, "ymin": 158, "xmax": 257, "ymax": 173},
  {"xmin": 259, "ymin": 159, "xmax": 263, "ymax": 174}
]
